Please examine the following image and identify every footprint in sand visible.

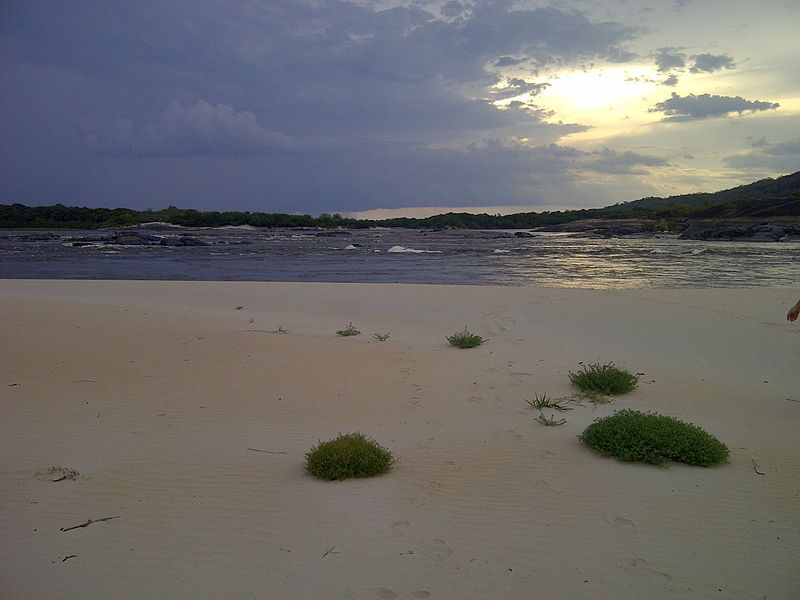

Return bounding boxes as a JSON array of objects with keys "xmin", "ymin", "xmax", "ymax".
[
  {"xmin": 619, "ymin": 557, "xmax": 672, "ymax": 580},
  {"xmin": 359, "ymin": 589, "xmax": 431, "ymax": 600},
  {"xmin": 422, "ymin": 538, "xmax": 452, "ymax": 568},
  {"xmin": 604, "ymin": 515, "xmax": 636, "ymax": 529},
  {"xmin": 391, "ymin": 521, "xmax": 410, "ymax": 538}
]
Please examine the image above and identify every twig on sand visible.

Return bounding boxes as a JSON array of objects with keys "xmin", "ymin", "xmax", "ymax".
[
  {"xmin": 60, "ymin": 516, "xmax": 120, "ymax": 532},
  {"xmin": 62, "ymin": 555, "xmax": 78, "ymax": 562},
  {"xmin": 247, "ymin": 448, "xmax": 288, "ymax": 454},
  {"xmin": 322, "ymin": 546, "xmax": 338, "ymax": 558},
  {"xmin": 752, "ymin": 459, "xmax": 765, "ymax": 476}
]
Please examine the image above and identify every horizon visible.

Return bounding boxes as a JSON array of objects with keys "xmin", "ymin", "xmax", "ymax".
[{"xmin": 2, "ymin": 1, "xmax": 798, "ymax": 215}]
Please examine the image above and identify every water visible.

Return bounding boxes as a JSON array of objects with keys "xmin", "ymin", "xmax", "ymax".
[{"xmin": 1, "ymin": 227, "xmax": 798, "ymax": 288}]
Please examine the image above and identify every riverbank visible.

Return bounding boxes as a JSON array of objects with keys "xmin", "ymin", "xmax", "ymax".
[{"xmin": 1, "ymin": 280, "xmax": 798, "ymax": 598}]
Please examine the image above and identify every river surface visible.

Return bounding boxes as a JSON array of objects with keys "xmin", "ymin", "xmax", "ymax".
[{"xmin": 1, "ymin": 227, "xmax": 798, "ymax": 288}]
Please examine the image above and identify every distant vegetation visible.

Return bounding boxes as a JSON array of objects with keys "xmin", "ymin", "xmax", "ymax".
[{"xmin": 1, "ymin": 171, "xmax": 798, "ymax": 230}]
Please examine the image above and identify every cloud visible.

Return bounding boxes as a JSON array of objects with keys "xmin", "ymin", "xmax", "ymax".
[
  {"xmin": 650, "ymin": 92, "xmax": 779, "ymax": 122},
  {"xmin": 89, "ymin": 100, "xmax": 320, "ymax": 156},
  {"xmin": 588, "ymin": 147, "xmax": 670, "ymax": 174},
  {"xmin": 492, "ymin": 78, "xmax": 550, "ymax": 100},
  {"xmin": 724, "ymin": 135, "xmax": 800, "ymax": 170},
  {"xmin": 689, "ymin": 53, "xmax": 735, "ymax": 73},
  {"xmin": 661, "ymin": 74, "xmax": 679, "ymax": 87},
  {"xmin": 654, "ymin": 48, "xmax": 686, "ymax": 72},
  {"xmin": 761, "ymin": 137, "xmax": 800, "ymax": 156}
]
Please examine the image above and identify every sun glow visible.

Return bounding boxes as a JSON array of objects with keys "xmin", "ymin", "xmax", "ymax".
[
  {"xmin": 544, "ymin": 67, "xmax": 654, "ymax": 110},
  {"xmin": 531, "ymin": 66, "xmax": 662, "ymax": 141}
]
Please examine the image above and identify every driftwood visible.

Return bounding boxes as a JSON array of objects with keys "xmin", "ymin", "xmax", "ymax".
[
  {"xmin": 247, "ymin": 448, "xmax": 288, "ymax": 455},
  {"xmin": 322, "ymin": 546, "xmax": 338, "ymax": 558},
  {"xmin": 60, "ymin": 516, "xmax": 120, "ymax": 532},
  {"xmin": 752, "ymin": 459, "xmax": 765, "ymax": 476}
]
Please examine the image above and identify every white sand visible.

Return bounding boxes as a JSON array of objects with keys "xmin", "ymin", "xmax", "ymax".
[{"xmin": 1, "ymin": 280, "xmax": 798, "ymax": 599}]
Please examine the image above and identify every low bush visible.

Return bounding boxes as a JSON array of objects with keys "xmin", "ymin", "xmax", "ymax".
[
  {"xmin": 579, "ymin": 409, "xmax": 729, "ymax": 466},
  {"xmin": 447, "ymin": 326, "xmax": 484, "ymax": 348},
  {"xmin": 336, "ymin": 322, "xmax": 361, "ymax": 336},
  {"xmin": 306, "ymin": 432, "xmax": 394, "ymax": 480},
  {"xmin": 569, "ymin": 362, "xmax": 638, "ymax": 397}
]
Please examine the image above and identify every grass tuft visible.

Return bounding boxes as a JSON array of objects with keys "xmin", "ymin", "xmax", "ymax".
[
  {"xmin": 569, "ymin": 362, "xmax": 638, "ymax": 397},
  {"xmin": 36, "ymin": 466, "xmax": 80, "ymax": 481},
  {"xmin": 336, "ymin": 322, "xmax": 361, "ymax": 337},
  {"xmin": 305, "ymin": 432, "xmax": 394, "ymax": 480},
  {"xmin": 535, "ymin": 413, "xmax": 567, "ymax": 426},
  {"xmin": 447, "ymin": 326, "xmax": 484, "ymax": 349},
  {"xmin": 524, "ymin": 393, "xmax": 573, "ymax": 411},
  {"xmin": 373, "ymin": 332, "xmax": 391, "ymax": 342},
  {"xmin": 579, "ymin": 409, "xmax": 729, "ymax": 466}
]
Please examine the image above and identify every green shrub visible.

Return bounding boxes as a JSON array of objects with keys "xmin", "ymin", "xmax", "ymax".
[
  {"xmin": 447, "ymin": 326, "xmax": 484, "ymax": 348},
  {"xmin": 579, "ymin": 410, "xmax": 729, "ymax": 466},
  {"xmin": 569, "ymin": 362, "xmax": 638, "ymax": 397},
  {"xmin": 305, "ymin": 432, "xmax": 394, "ymax": 480},
  {"xmin": 336, "ymin": 322, "xmax": 361, "ymax": 337}
]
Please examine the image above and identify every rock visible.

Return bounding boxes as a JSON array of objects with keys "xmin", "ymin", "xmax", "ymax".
[
  {"xmin": 177, "ymin": 236, "xmax": 208, "ymax": 246},
  {"xmin": 514, "ymin": 231, "xmax": 536, "ymax": 238},
  {"xmin": 112, "ymin": 233, "xmax": 160, "ymax": 245},
  {"xmin": 316, "ymin": 230, "xmax": 352, "ymax": 237}
]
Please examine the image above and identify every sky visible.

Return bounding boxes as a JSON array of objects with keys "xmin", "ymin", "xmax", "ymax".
[{"xmin": 1, "ymin": 1, "xmax": 798, "ymax": 218}]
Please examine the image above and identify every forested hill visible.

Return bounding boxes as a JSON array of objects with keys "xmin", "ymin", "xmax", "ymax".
[
  {"xmin": 606, "ymin": 170, "xmax": 800, "ymax": 214},
  {"xmin": 1, "ymin": 171, "xmax": 799, "ymax": 230}
]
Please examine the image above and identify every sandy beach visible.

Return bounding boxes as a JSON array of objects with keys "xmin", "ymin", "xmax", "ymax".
[{"xmin": 1, "ymin": 280, "xmax": 798, "ymax": 599}]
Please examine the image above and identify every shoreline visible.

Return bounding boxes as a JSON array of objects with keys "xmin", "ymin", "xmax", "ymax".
[{"xmin": 1, "ymin": 280, "xmax": 798, "ymax": 598}]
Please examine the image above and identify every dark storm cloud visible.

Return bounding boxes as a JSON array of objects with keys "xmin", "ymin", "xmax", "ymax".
[
  {"xmin": 650, "ymin": 92, "xmax": 779, "ymax": 122},
  {"xmin": 0, "ymin": 0, "xmax": 647, "ymax": 211},
  {"xmin": 88, "ymin": 100, "xmax": 331, "ymax": 157}
]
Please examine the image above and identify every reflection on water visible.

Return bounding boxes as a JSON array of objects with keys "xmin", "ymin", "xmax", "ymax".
[{"xmin": 1, "ymin": 228, "xmax": 798, "ymax": 288}]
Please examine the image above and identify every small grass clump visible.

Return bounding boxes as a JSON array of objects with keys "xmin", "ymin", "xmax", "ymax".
[
  {"xmin": 336, "ymin": 322, "xmax": 361, "ymax": 337},
  {"xmin": 306, "ymin": 432, "xmax": 394, "ymax": 480},
  {"xmin": 373, "ymin": 332, "xmax": 391, "ymax": 342},
  {"xmin": 524, "ymin": 393, "xmax": 572, "ymax": 412},
  {"xmin": 535, "ymin": 413, "xmax": 567, "ymax": 427},
  {"xmin": 447, "ymin": 326, "xmax": 484, "ymax": 349},
  {"xmin": 579, "ymin": 409, "xmax": 729, "ymax": 467},
  {"xmin": 569, "ymin": 362, "xmax": 638, "ymax": 397},
  {"xmin": 36, "ymin": 466, "xmax": 80, "ymax": 481}
]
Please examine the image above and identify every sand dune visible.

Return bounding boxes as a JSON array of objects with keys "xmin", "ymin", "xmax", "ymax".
[{"xmin": 1, "ymin": 280, "xmax": 798, "ymax": 599}]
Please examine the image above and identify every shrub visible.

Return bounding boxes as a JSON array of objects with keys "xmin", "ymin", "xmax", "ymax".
[
  {"xmin": 305, "ymin": 432, "xmax": 394, "ymax": 480},
  {"xmin": 447, "ymin": 326, "xmax": 484, "ymax": 348},
  {"xmin": 569, "ymin": 362, "xmax": 638, "ymax": 397},
  {"xmin": 336, "ymin": 322, "xmax": 361, "ymax": 336},
  {"xmin": 373, "ymin": 332, "xmax": 390, "ymax": 341},
  {"xmin": 579, "ymin": 410, "xmax": 729, "ymax": 466}
]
